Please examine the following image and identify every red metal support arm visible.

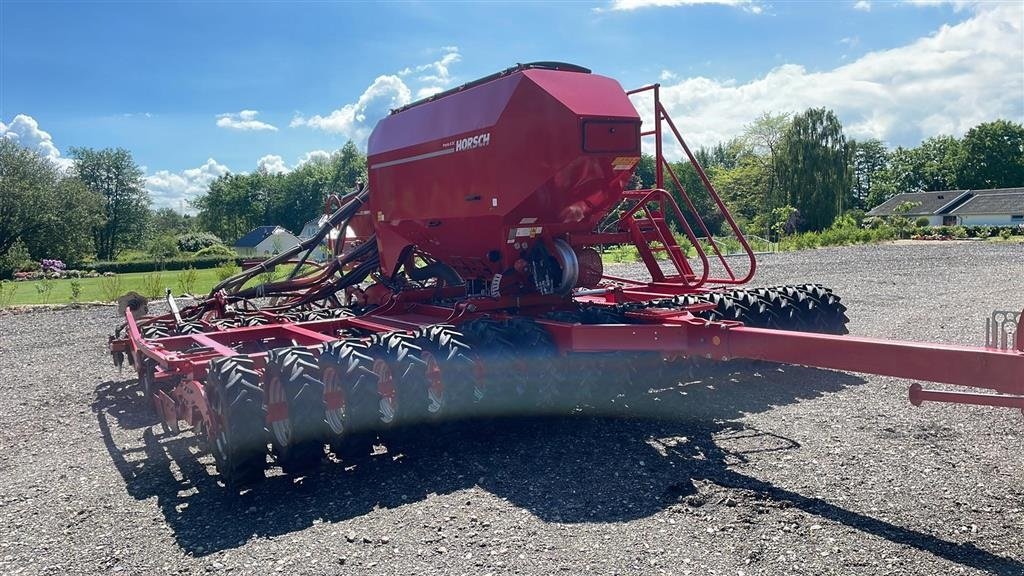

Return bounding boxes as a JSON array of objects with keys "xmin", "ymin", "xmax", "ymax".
[{"xmin": 540, "ymin": 315, "xmax": 1024, "ymax": 410}]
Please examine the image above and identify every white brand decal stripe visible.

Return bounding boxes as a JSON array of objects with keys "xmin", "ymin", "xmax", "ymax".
[{"xmin": 369, "ymin": 147, "xmax": 455, "ymax": 170}]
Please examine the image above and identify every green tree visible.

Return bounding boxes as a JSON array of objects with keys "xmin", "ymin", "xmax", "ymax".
[
  {"xmin": 25, "ymin": 177, "xmax": 104, "ymax": 265},
  {"xmin": 850, "ymin": 138, "xmax": 888, "ymax": 210},
  {"xmin": 0, "ymin": 138, "xmax": 60, "ymax": 257},
  {"xmin": 149, "ymin": 206, "xmax": 196, "ymax": 238},
  {"xmin": 742, "ymin": 112, "xmax": 791, "ymax": 213},
  {"xmin": 329, "ymin": 141, "xmax": 368, "ymax": 192},
  {"xmin": 778, "ymin": 108, "xmax": 853, "ymax": 231},
  {"xmin": 72, "ymin": 147, "xmax": 150, "ymax": 260},
  {"xmin": 0, "ymin": 139, "xmax": 103, "ymax": 265},
  {"xmin": 956, "ymin": 119, "xmax": 1024, "ymax": 189}
]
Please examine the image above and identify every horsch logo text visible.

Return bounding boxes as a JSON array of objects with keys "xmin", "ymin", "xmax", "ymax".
[{"xmin": 455, "ymin": 132, "xmax": 491, "ymax": 152}]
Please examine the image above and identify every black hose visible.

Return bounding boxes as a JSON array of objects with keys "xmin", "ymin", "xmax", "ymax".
[{"xmin": 211, "ymin": 186, "xmax": 369, "ymax": 295}]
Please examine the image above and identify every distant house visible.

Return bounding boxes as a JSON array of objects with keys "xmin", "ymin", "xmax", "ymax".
[
  {"xmin": 233, "ymin": 226, "xmax": 300, "ymax": 258},
  {"xmin": 297, "ymin": 217, "xmax": 329, "ymax": 262},
  {"xmin": 298, "ymin": 216, "xmax": 327, "ymax": 241},
  {"xmin": 867, "ymin": 187, "xmax": 1024, "ymax": 227}
]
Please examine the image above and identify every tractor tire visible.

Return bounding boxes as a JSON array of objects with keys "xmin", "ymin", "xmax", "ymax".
[
  {"xmin": 369, "ymin": 332, "xmax": 431, "ymax": 425},
  {"xmin": 141, "ymin": 323, "xmax": 171, "ymax": 339},
  {"xmin": 177, "ymin": 321, "xmax": 205, "ymax": 335},
  {"xmin": 265, "ymin": 347, "xmax": 327, "ymax": 474},
  {"xmin": 460, "ymin": 317, "xmax": 528, "ymax": 417},
  {"xmin": 319, "ymin": 339, "xmax": 378, "ymax": 462},
  {"xmin": 206, "ymin": 356, "xmax": 267, "ymax": 489},
  {"xmin": 503, "ymin": 317, "xmax": 567, "ymax": 413},
  {"xmin": 414, "ymin": 324, "xmax": 477, "ymax": 421}
]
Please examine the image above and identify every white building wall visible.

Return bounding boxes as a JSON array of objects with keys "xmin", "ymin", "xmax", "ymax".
[
  {"xmin": 957, "ymin": 214, "xmax": 1022, "ymax": 226},
  {"xmin": 254, "ymin": 231, "xmax": 300, "ymax": 256}
]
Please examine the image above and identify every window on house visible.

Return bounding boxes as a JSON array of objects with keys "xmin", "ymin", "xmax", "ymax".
[
  {"xmin": 1012, "ymin": 215, "xmax": 1023, "ymax": 221},
  {"xmin": 943, "ymin": 216, "xmax": 957, "ymax": 226}
]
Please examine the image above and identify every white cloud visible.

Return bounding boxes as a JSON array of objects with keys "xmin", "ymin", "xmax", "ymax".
[
  {"xmin": 839, "ymin": 36, "xmax": 860, "ymax": 47},
  {"xmin": 416, "ymin": 86, "xmax": 445, "ymax": 99},
  {"xmin": 256, "ymin": 154, "xmax": 289, "ymax": 174},
  {"xmin": 853, "ymin": 0, "xmax": 871, "ymax": 10},
  {"xmin": 638, "ymin": 3, "xmax": 1023, "ymax": 155},
  {"xmin": 145, "ymin": 158, "xmax": 230, "ymax": 210},
  {"xmin": 216, "ymin": 109, "xmax": 278, "ymax": 131},
  {"xmin": 659, "ymin": 69, "xmax": 678, "ymax": 81},
  {"xmin": 290, "ymin": 47, "xmax": 462, "ymax": 145},
  {"xmin": 904, "ymin": 0, "xmax": 975, "ymax": 10},
  {"xmin": 289, "ymin": 75, "xmax": 412, "ymax": 142},
  {"xmin": 599, "ymin": 0, "xmax": 762, "ymax": 12},
  {"xmin": 296, "ymin": 150, "xmax": 332, "ymax": 167},
  {"xmin": 0, "ymin": 114, "xmax": 73, "ymax": 170},
  {"xmin": 147, "ymin": 150, "xmax": 344, "ymax": 209},
  {"xmin": 415, "ymin": 46, "xmax": 461, "ymax": 85}
]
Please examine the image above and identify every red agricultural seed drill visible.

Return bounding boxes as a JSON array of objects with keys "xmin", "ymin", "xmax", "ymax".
[{"xmin": 108, "ymin": 63, "xmax": 1024, "ymax": 489}]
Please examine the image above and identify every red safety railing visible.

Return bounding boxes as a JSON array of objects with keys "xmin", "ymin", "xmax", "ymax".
[{"xmin": 626, "ymin": 84, "xmax": 757, "ymax": 287}]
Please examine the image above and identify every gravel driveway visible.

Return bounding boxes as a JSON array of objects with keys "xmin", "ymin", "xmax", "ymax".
[{"xmin": 1, "ymin": 241, "xmax": 1022, "ymax": 575}]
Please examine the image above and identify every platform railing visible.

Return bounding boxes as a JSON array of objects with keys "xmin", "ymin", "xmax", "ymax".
[{"xmin": 626, "ymin": 83, "xmax": 757, "ymax": 287}]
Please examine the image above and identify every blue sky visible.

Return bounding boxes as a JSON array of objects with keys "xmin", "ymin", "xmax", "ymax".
[{"xmin": 2, "ymin": 1, "xmax": 1022, "ymax": 209}]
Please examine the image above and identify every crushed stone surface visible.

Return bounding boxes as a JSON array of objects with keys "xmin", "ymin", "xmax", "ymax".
[{"xmin": 0, "ymin": 241, "xmax": 1022, "ymax": 575}]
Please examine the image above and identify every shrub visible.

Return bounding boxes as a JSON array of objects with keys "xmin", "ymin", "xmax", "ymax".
[
  {"xmin": 215, "ymin": 261, "xmax": 242, "ymax": 282},
  {"xmin": 972, "ymin": 226, "xmax": 994, "ymax": 238},
  {"xmin": 177, "ymin": 232, "xmax": 224, "ymax": 253},
  {"xmin": 950, "ymin": 225, "xmax": 968, "ymax": 239},
  {"xmin": 177, "ymin": 267, "xmax": 199, "ymax": 296},
  {"xmin": 99, "ymin": 274, "xmax": 123, "ymax": 303},
  {"xmin": 70, "ymin": 280, "xmax": 82, "ymax": 303},
  {"xmin": 40, "ymin": 259, "xmax": 66, "ymax": 273},
  {"xmin": 148, "ymin": 234, "xmax": 180, "ymax": 263},
  {"xmin": 88, "ymin": 256, "xmax": 242, "ymax": 274},
  {"xmin": 999, "ymin": 228, "xmax": 1013, "ymax": 240},
  {"xmin": 914, "ymin": 217, "xmax": 931, "ymax": 228},
  {"xmin": 863, "ymin": 216, "xmax": 885, "ymax": 230},
  {"xmin": 0, "ymin": 281, "xmax": 17, "ymax": 307},
  {"xmin": 0, "ymin": 240, "xmax": 33, "ymax": 280},
  {"xmin": 34, "ymin": 277, "xmax": 53, "ymax": 305},
  {"xmin": 141, "ymin": 272, "xmax": 165, "ymax": 299},
  {"xmin": 193, "ymin": 243, "xmax": 236, "ymax": 260}
]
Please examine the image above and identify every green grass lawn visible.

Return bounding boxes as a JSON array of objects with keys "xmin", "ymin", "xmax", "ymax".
[{"xmin": 1, "ymin": 268, "xmax": 225, "ymax": 307}]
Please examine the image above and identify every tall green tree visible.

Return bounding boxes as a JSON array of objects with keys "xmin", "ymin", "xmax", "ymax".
[
  {"xmin": 72, "ymin": 147, "xmax": 150, "ymax": 260},
  {"xmin": 742, "ymin": 112, "xmax": 791, "ymax": 213},
  {"xmin": 149, "ymin": 206, "xmax": 196, "ymax": 238},
  {"xmin": 329, "ymin": 141, "xmax": 369, "ymax": 192},
  {"xmin": 956, "ymin": 119, "xmax": 1024, "ymax": 189},
  {"xmin": 0, "ymin": 138, "xmax": 59, "ymax": 257},
  {"xmin": 850, "ymin": 138, "xmax": 888, "ymax": 209},
  {"xmin": 777, "ymin": 108, "xmax": 852, "ymax": 231},
  {"xmin": 0, "ymin": 139, "xmax": 103, "ymax": 265}
]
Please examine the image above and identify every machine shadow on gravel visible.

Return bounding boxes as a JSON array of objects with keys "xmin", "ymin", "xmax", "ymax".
[{"xmin": 92, "ymin": 363, "xmax": 1022, "ymax": 575}]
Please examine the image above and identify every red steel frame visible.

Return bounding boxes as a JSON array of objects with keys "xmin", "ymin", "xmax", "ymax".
[{"xmin": 109, "ymin": 77, "xmax": 1024, "ymax": 441}]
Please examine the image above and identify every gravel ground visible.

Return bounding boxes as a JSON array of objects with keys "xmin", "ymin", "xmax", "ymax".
[{"xmin": 1, "ymin": 241, "xmax": 1022, "ymax": 576}]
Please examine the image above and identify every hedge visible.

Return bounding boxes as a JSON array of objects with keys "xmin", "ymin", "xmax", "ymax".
[{"xmin": 86, "ymin": 256, "xmax": 243, "ymax": 274}]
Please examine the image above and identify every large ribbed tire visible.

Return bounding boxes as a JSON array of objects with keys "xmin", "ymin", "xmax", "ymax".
[
  {"xmin": 369, "ymin": 332, "xmax": 430, "ymax": 425},
  {"xmin": 265, "ymin": 347, "xmax": 326, "ymax": 474},
  {"xmin": 414, "ymin": 324, "xmax": 477, "ymax": 421},
  {"xmin": 460, "ymin": 317, "xmax": 527, "ymax": 418},
  {"xmin": 503, "ymin": 317, "xmax": 567, "ymax": 414},
  {"xmin": 320, "ymin": 339, "xmax": 378, "ymax": 461},
  {"xmin": 207, "ymin": 356, "xmax": 267, "ymax": 489},
  {"xmin": 177, "ymin": 321, "xmax": 205, "ymax": 335},
  {"xmin": 141, "ymin": 323, "xmax": 171, "ymax": 339}
]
